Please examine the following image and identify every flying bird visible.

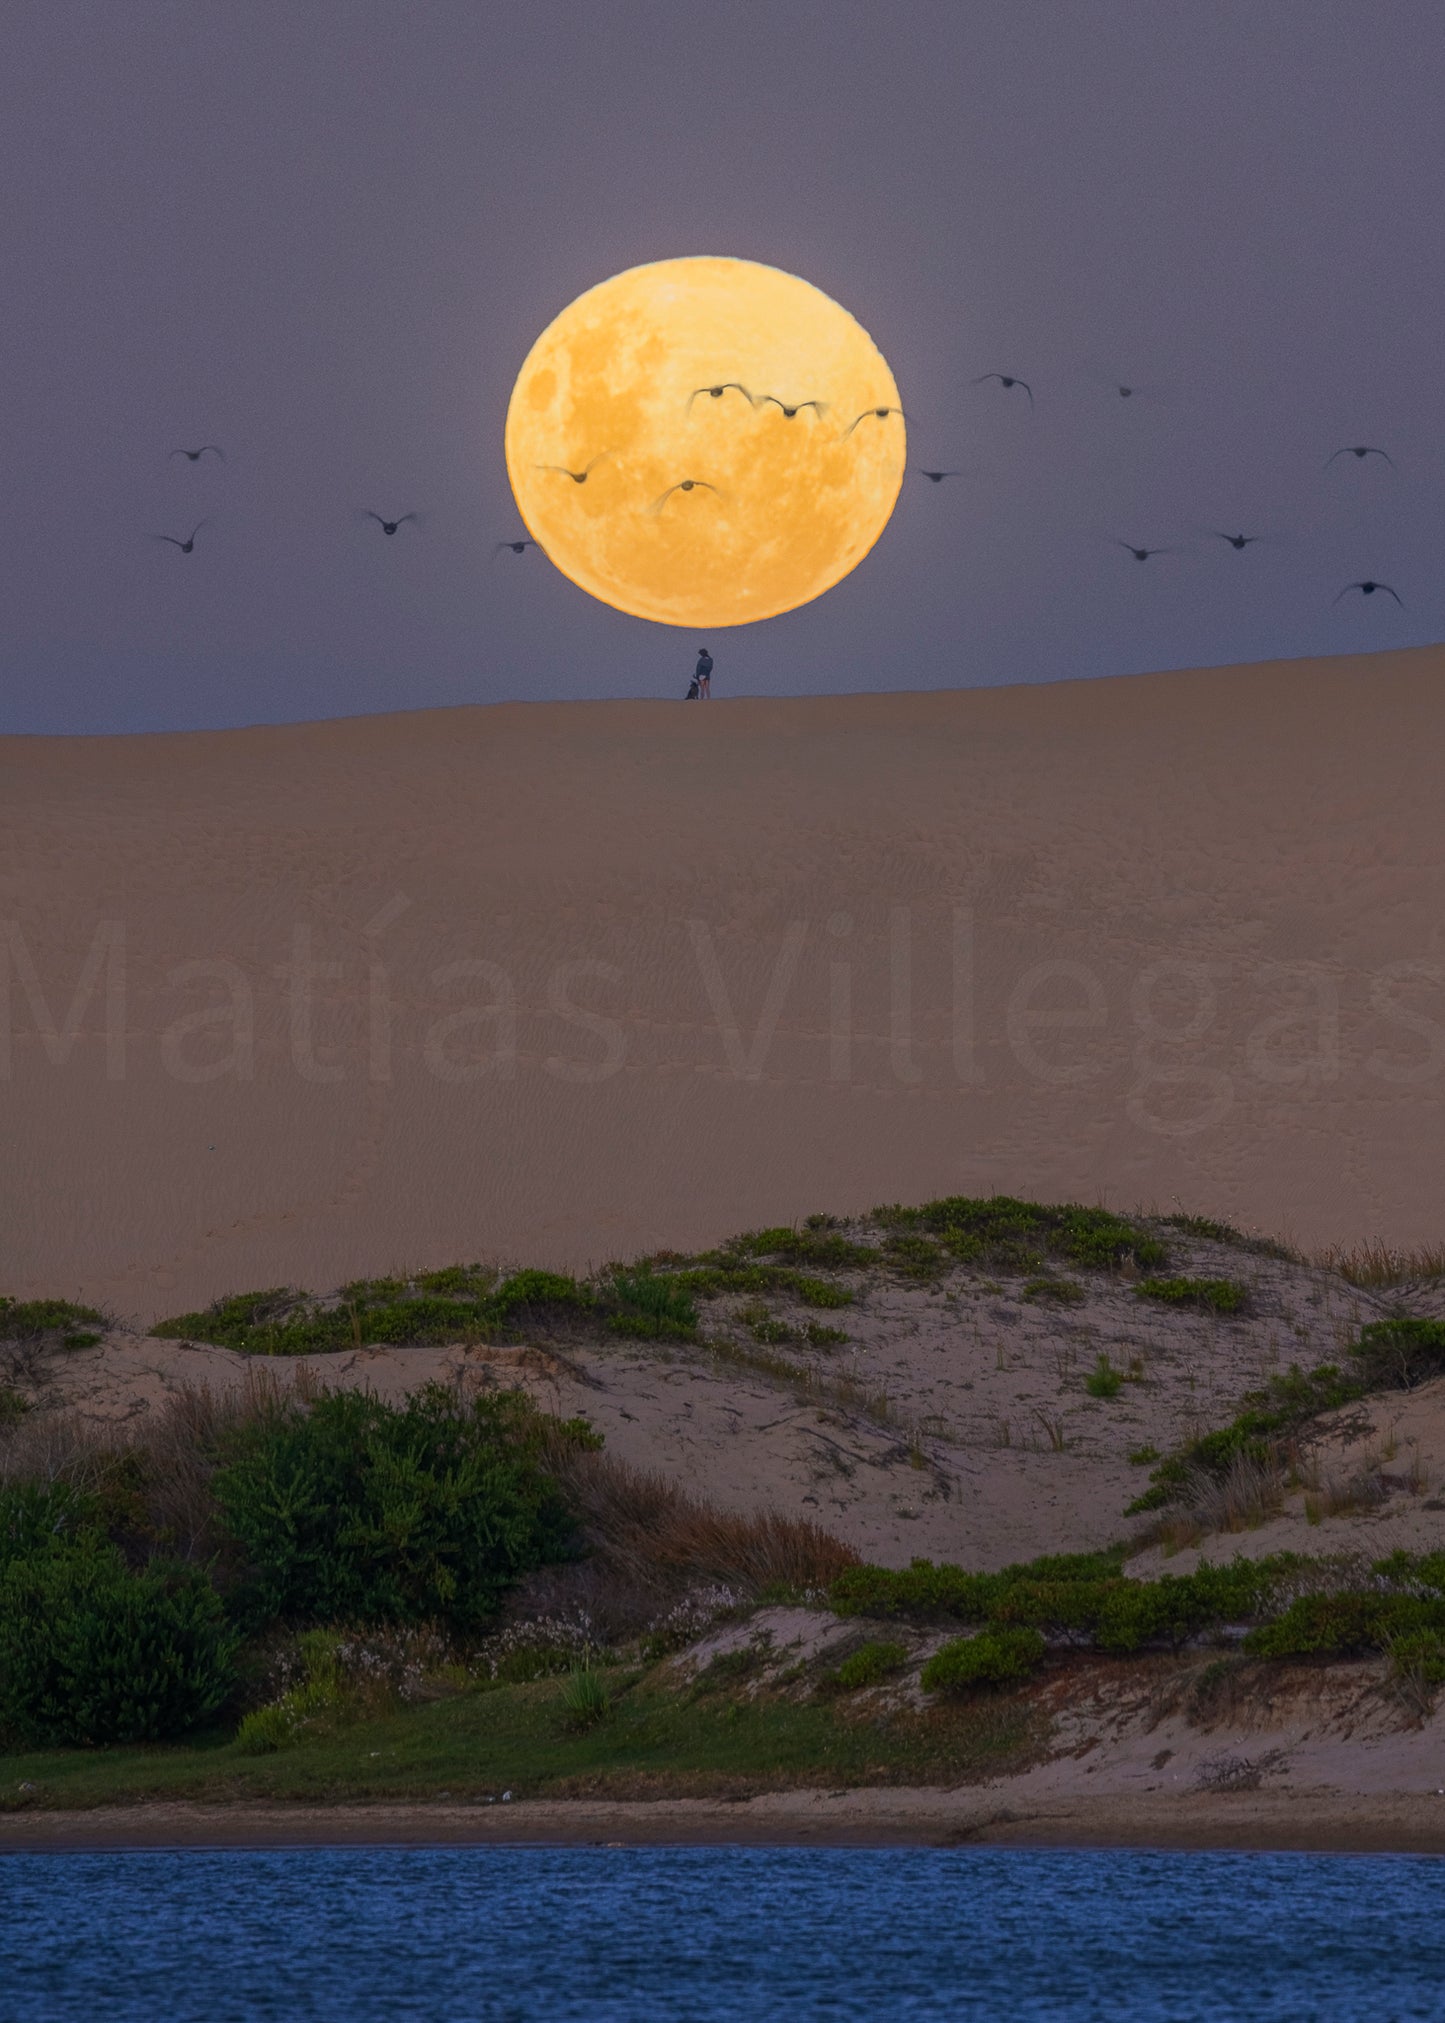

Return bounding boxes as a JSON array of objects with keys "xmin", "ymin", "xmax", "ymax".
[
  {"xmin": 652, "ymin": 479, "xmax": 719, "ymax": 513},
  {"xmin": 757, "ymin": 396, "xmax": 827, "ymax": 419},
  {"xmin": 535, "ymin": 453, "xmax": 611, "ymax": 483},
  {"xmin": 1211, "ymin": 531, "xmax": 1262, "ymax": 550},
  {"xmin": 151, "ymin": 520, "xmax": 207, "ymax": 554},
  {"xmin": 1117, "ymin": 542, "xmax": 1173, "ymax": 562},
  {"xmin": 1326, "ymin": 445, "xmax": 1394, "ymax": 468},
  {"xmin": 493, "ymin": 539, "xmax": 538, "ymax": 558},
  {"xmin": 916, "ymin": 469, "xmax": 961, "ymax": 483},
  {"xmin": 169, "ymin": 445, "xmax": 224, "ymax": 463},
  {"xmin": 971, "ymin": 373, "xmax": 1033, "ymax": 408},
  {"xmin": 1334, "ymin": 580, "xmax": 1403, "ymax": 605},
  {"xmin": 688, "ymin": 382, "xmax": 757, "ymax": 409},
  {"xmin": 843, "ymin": 406, "xmax": 906, "ymax": 437},
  {"xmin": 364, "ymin": 511, "xmax": 418, "ymax": 536}
]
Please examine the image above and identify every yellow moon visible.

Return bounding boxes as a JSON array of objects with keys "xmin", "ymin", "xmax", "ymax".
[{"xmin": 504, "ymin": 257, "xmax": 904, "ymax": 628}]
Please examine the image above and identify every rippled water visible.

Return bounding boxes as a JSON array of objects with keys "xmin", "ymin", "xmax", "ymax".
[{"xmin": 2, "ymin": 1843, "xmax": 1442, "ymax": 2021}]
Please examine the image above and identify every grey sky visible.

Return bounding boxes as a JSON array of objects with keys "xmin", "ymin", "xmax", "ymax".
[{"xmin": 4, "ymin": 0, "xmax": 1443, "ymax": 733}]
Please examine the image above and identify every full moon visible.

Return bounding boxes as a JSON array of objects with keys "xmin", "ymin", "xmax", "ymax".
[{"xmin": 504, "ymin": 257, "xmax": 905, "ymax": 628}]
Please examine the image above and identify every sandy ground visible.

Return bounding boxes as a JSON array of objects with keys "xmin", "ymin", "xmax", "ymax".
[
  {"xmin": 5, "ymin": 1790, "xmax": 1445, "ymax": 1853},
  {"xmin": 20, "ymin": 1224, "xmax": 1445, "ymax": 1570},
  {"xmin": 9, "ymin": 646, "xmax": 1445, "ymax": 1325}
]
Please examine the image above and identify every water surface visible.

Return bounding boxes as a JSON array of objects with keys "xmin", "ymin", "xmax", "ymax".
[{"xmin": 3, "ymin": 1844, "xmax": 1441, "ymax": 2021}]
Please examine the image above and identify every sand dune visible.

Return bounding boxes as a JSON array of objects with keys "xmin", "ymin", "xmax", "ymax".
[{"xmin": 7, "ymin": 645, "xmax": 1445, "ymax": 1323}]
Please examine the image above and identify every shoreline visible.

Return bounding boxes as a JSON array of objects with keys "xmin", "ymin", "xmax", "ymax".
[{"xmin": 5, "ymin": 1790, "xmax": 1445, "ymax": 1855}]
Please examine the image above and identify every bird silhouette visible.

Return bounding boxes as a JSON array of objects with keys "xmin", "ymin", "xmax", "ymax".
[
  {"xmin": 916, "ymin": 469, "xmax": 961, "ymax": 483},
  {"xmin": 152, "ymin": 520, "xmax": 208, "ymax": 554},
  {"xmin": 1326, "ymin": 446, "xmax": 1394, "ymax": 468},
  {"xmin": 493, "ymin": 539, "xmax": 538, "ymax": 558},
  {"xmin": 688, "ymin": 383, "xmax": 757, "ymax": 409},
  {"xmin": 535, "ymin": 454, "xmax": 611, "ymax": 483},
  {"xmin": 364, "ymin": 512, "xmax": 418, "ymax": 536},
  {"xmin": 1334, "ymin": 580, "xmax": 1403, "ymax": 605},
  {"xmin": 1117, "ymin": 542, "xmax": 1173, "ymax": 562},
  {"xmin": 971, "ymin": 373, "xmax": 1033, "ymax": 407},
  {"xmin": 843, "ymin": 406, "xmax": 906, "ymax": 437},
  {"xmin": 1211, "ymin": 531, "xmax": 1262, "ymax": 550},
  {"xmin": 652, "ymin": 479, "xmax": 720, "ymax": 513},
  {"xmin": 169, "ymin": 445, "xmax": 224, "ymax": 463},
  {"xmin": 757, "ymin": 396, "xmax": 828, "ymax": 419}
]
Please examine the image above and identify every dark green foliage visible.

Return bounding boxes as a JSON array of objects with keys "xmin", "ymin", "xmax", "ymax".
[
  {"xmin": 210, "ymin": 1385, "xmax": 578, "ymax": 1632},
  {"xmin": 1128, "ymin": 1445, "xmax": 1161, "ymax": 1466},
  {"xmin": 1135, "ymin": 1276, "xmax": 1248, "ymax": 1314},
  {"xmin": 153, "ymin": 1269, "xmax": 608, "ymax": 1356},
  {"xmin": 832, "ymin": 1549, "xmax": 1270, "ymax": 1656},
  {"xmin": 922, "ymin": 1627, "xmax": 1046, "ymax": 1694},
  {"xmin": 0, "ymin": 1483, "xmax": 102, "ymax": 1576},
  {"xmin": 0, "ymin": 1547, "xmax": 235, "ymax": 1745},
  {"xmin": 827, "ymin": 1639, "xmax": 910, "ymax": 1691},
  {"xmin": 872, "ymin": 1196, "xmax": 1167, "ymax": 1276},
  {"xmin": 1244, "ymin": 1592, "xmax": 1445, "ymax": 1660},
  {"xmin": 0, "ymin": 1296, "xmax": 107, "ymax": 1351},
  {"xmin": 1351, "ymin": 1318, "xmax": 1445, "ymax": 1391},
  {"xmin": 1022, "ymin": 1277, "xmax": 1087, "ymax": 1304},
  {"xmin": 829, "ymin": 1547, "xmax": 1131, "ymax": 1625},
  {"xmin": 1085, "ymin": 1354, "xmax": 1123, "ymax": 1398},
  {"xmin": 830, "ymin": 1559, "xmax": 1010, "ymax": 1623},
  {"xmin": 602, "ymin": 1268, "xmax": 698, "ymax": 1340}
]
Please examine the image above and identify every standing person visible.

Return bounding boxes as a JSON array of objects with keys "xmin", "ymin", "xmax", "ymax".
[{"xmin": 695, "ymin": 646, "xmax": 713, "ymax": 699}]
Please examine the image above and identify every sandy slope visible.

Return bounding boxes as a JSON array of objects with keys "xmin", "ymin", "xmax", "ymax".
[
  {"xmin": 7, "ymin": 645, "xmax": 1445, "ymax": 1324},
  {"xmin": 27, "ymin": 1224, "xmax": 1445, "ymax": 1571}
]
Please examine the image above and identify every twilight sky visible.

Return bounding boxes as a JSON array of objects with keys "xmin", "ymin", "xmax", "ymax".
[{"xmin": 4, "ymin": 0, "xmax": 1444, "ymax": 733}]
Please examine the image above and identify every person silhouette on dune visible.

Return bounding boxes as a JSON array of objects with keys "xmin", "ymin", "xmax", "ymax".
[{"xmin": 695, "ymin": 647, "xmax": 713, "ymax": 699}]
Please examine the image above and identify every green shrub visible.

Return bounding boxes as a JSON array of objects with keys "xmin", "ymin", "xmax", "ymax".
[
  {"xmin": 828, "ymin": 1639, "xmax": 909, "ymax": 1691},
  {"xmin": 0, "ymin": 1297, "xmax": 107, "ymax": 1351},
  {"xmin": 604, "ymin": 1268, "xmax": 697, "ymax": 1340},
  {"xmin": 0, "ymin": 1483, "xmax": 102, "ymax": 1575},
  {"xmin": 1022, "ymin": 1277, "xmax": 1087, "ymax": 1304},
  {"xmin": 1085, "ymin": 1354, "xmax": 1123, "ymax": 1399},
  {"xmin": 559, "ymin": 1663, "xmax": 611, "ymax": 1730},
  {"xmin": 211, "ymin": 1385, "xmax": 577, "ymax": 1632},
  {"xmin": 830, "ymin": 1559, "xmax": 1008, "ymax": 1622},
  {"xmin": 1387, "ymin": 1630, "xmax": 1445, "ymax": 1691},
  {"xmin": 0, "ymin": 1547, "xmax": 235, "ymax": 1745},
  {"xmin": 1351, "ymin": 1318, "xmax": 1445, "ymax": 1391},
  {"xmin": 874, "ymin": 1196, "xmax": 1167, "ymax": 1275},
  {"xmin": 1135, "ymin": 1276, "xmax": 1248, "ymax": 1314},
  {"xmin": 922, "ymin": 1627, "xmax": 1046, "ymax": 1694},
  {"xmin": 1243, "ymin": 1592, "xmax": 1445, "ymax": 1660}
]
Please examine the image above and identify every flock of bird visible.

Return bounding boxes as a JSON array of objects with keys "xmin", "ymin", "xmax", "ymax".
[{"xmin": 152, "ymin": 381, "xmax": 1408, "ymax": 607}]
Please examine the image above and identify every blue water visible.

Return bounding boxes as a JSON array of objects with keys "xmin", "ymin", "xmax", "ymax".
[{"xmin": 1, "ymin": 1845, "xmax": 1442, "ymax": 2021}]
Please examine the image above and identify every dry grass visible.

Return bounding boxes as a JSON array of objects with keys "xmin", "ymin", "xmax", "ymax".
[
  {"xmin": 1314, "ymin": 1238, "xmax": 1445, "ymax": 1286},
  {"xmin": 539, "ymin": 1436, "xmax": 859, "ymax": 1600},
  {"xmin": 1149, "ymin": 1449, "xmax": 1287, "ymax": 1549}
]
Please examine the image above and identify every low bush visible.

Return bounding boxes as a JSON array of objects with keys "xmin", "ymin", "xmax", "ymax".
[
  {"xmin": 1135, "ymin": 1276, "xmax": 1248, "ymax": 1314},
  {"xmin": 603, "ymin": 1268, "xmax": 698, "ymax": 1340},
  {"xmin": 921, "ymin": 1627, "xmax": 1046, "ymax": 1694},
  {"xmin": 212, "ymin": 1385, "xmax": 580, "ymax": 1632},
  {"xmin": 0, "ymin": 1297, "xmax": 107, "ymax": 1353},
  {"xmin": 1243, "ymin": 1592, "xmax": 1445, "ymax": 1660},
  {"xmin": 872, "ymin": 1196, "xmax": 1167, "ymax": 1275},
  {"xmin": 0, "ymin": 1545, "xmax": 235, "ymax": 1745},
  {"xmin": 828, "ymin": 1639, "xmax": 910, "ymax": 1691},
  {"xmin": 1085, "ymin": 1354, "xmax": 1123, "ymax": 1399},
  {"xmin": 0, "ymin": 1482, "xmax": 102, "ymax": 1575}
]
